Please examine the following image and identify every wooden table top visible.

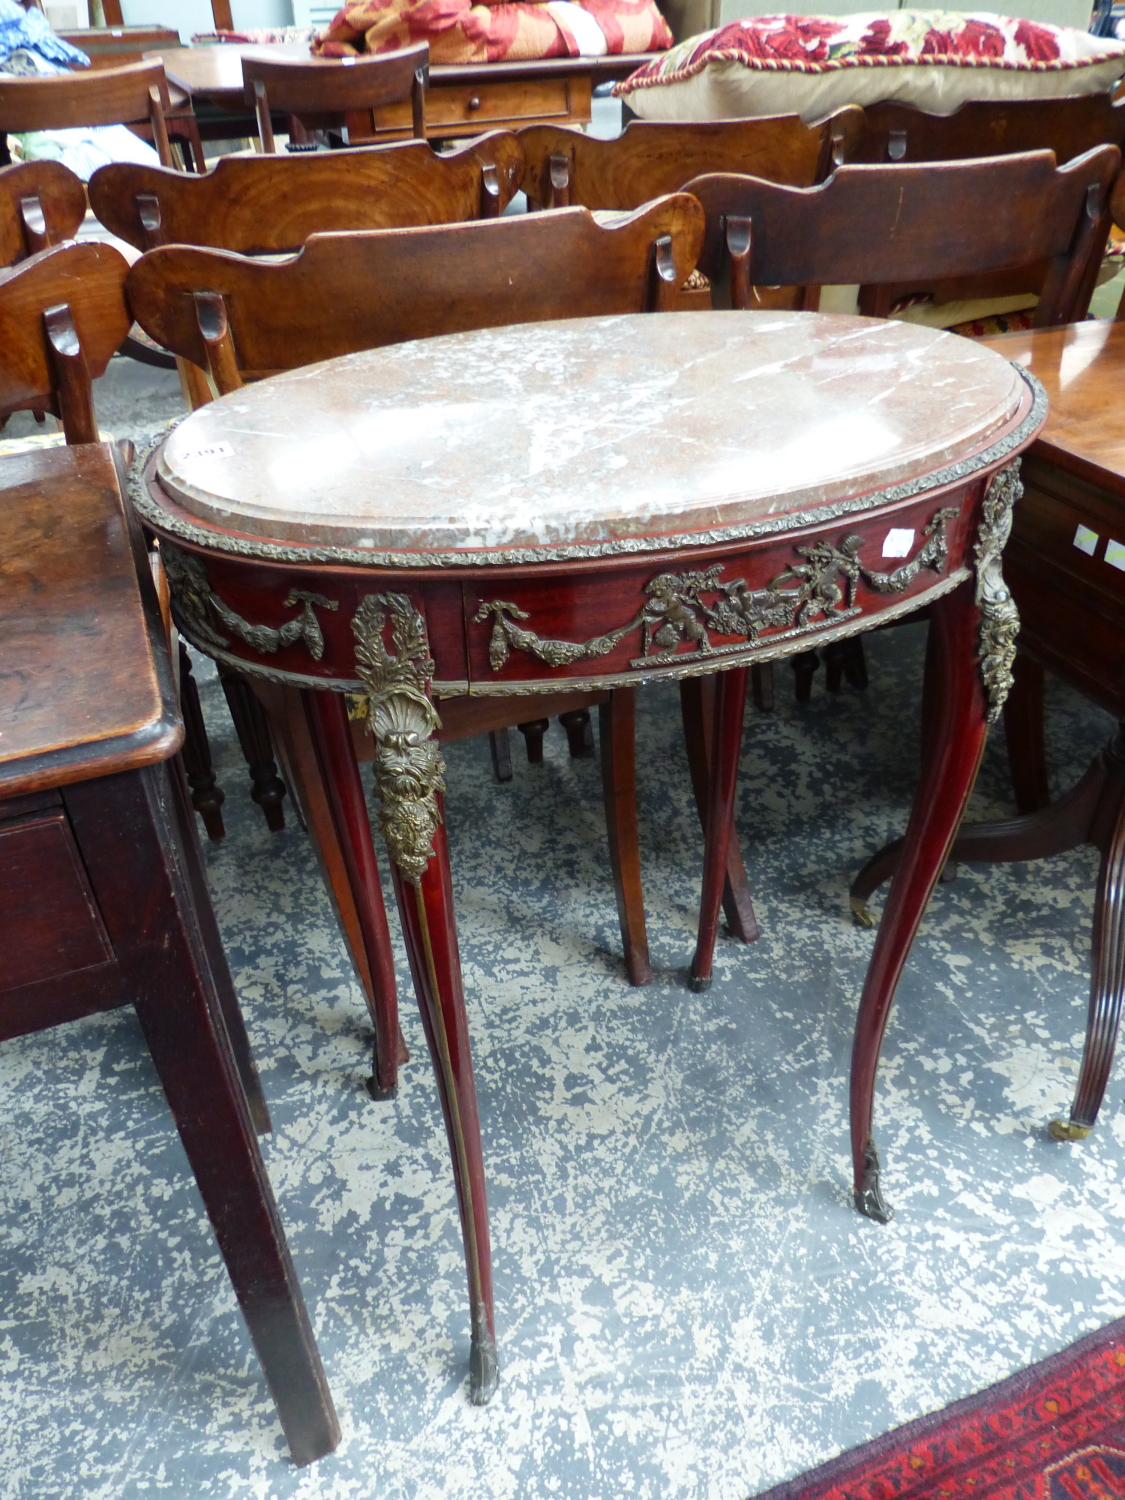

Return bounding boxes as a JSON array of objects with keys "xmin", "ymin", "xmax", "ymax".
[
  {"xmin": 151, "ymin": 311, "xmax": 1031, "ymax": 562},
  {"xmin": 0, "ymin": 444, "xmax": 181, "ymax": 798},
  {"xmin": 982, "ymin": 319, "xmax": 1125, "ymax": 499},
  {"xmin": 145, "ymin": 43, "xmax": 658, "ymax": 104}
]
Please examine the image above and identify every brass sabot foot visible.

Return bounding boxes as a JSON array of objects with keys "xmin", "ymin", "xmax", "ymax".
[
  {"xmin": 1048, "ymin": 1118, "xmax": 1092, "ymax": 1142},
  {"xmin": 850, "ymin": 895, "xmax": 877, "ymax": 930},
  {"xmin": 365, "ymin": 1075, "xmax": 398, "ymax": 1103},
  {"xmin": 854, "ymin": 1140, "xmax": 894, "ymax": 1223},
  {"xmin": 469, "ymin": 1309, "xmax": 499, "ymax": 1405}
]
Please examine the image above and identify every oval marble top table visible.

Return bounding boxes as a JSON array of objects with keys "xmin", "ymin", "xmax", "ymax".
[
  {"xmin": 151, "ymin": 311, "xmax": 1031, "ymax": 561},
  {"xmin": 140, "ymin": 308, "xmax": 1043, "ymax": 1411}
]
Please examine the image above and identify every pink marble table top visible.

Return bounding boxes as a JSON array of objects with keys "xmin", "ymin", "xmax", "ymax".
[{"xmin": 155, "ymin": 311, "xmax": 1028, "ymax": 559}]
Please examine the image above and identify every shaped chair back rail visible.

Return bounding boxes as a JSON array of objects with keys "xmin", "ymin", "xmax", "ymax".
[
  {"xmin": 0, "ymin": 160, "xmax": 87, "ymax": 264},
  {"xmin": 686, "ymin": 146, "xmax": 1120, "ymax": 325},
  {"xmin": 124, "ymin": 196, "xmax": 705, "ymax": 393},
  {"xmin": 0, "ymin": 240, "xmax": 131, "ymax": 443},
  {"xmin": 856, "ymin": 92, "xmax": 1125, "ymax": 165},
  {"xmin": 0, "ymin": 60, "xmax": 175, "ymax": 169},
  {"xmin": 242, "ymin": 43, "xmax": 429, "ymax": 151},
  {"xmin": 520, "ymin": 107, "xmax": 864, "ymax": 210},
  {"xmin": 89, "ymin": 132, "xmax": 523, "ymax": 254}
]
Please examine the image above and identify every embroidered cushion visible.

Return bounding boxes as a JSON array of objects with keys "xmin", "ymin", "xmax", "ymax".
[
  {"xmin": 316, "ymin": 0, "xmax": 671, "ymax": 65},
  {"xmin": 614, "ymin": 11, "xmax": 1125, "ymax": 122}
]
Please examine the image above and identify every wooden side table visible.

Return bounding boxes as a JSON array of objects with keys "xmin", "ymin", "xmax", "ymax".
[
  {"xmin": 133, "ymin": 309, "xmax": 1045, "ymax": 1399},
  {"xmin": 0, "ymin": 443, "xmax": 338, "ymax": 1466},
  {"xmin": 145, "ymin": 44, "xmax": 656, "ymax": 143},
  {"xmin": 851, "ymin": 318, "xmax": 1125, "ymax": 1148}
]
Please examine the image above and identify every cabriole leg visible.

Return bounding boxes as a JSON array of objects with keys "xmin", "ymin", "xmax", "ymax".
[
  {"xmin": 680, "ymin": 675, "xmax": 759, "ymax": 945},
  {"xmin": 390, "ymin": 825, "xmax": 497, "ymax": 1402},
  {"xmin": 850, "ymin": 581, "xmax": 991, "ymax": 1222},
  {"xmin": 352, "ymin": 592, "xmax": 496, "ymax": 1402},
  {"xmin": 301, "ymin": 688, "xmax": 402, "ymax": 1099},
  {"xmin": 690, "ymin": 666, "xmax": 749, "ymax": 991}
]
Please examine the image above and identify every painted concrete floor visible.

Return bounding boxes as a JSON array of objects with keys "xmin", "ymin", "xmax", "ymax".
[{"xmin": 2, "ymin": 361, "xmax": 1122, "ymax": 1500}]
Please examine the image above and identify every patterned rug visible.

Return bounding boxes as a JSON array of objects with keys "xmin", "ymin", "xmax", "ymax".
[{"xmin": 758, "ymin": 1318, "xmax": 1125, "ymax": 1500}]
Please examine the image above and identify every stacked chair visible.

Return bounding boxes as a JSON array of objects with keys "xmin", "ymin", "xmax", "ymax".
[{"xmin": 89, "ymin": 134, "xmax": 523, "ymax": 843}]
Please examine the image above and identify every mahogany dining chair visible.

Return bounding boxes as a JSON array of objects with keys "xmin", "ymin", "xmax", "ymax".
[
  {"xmin": 0, "ymin": 237, "xmax": 131, "ymax": 443},
  {"xmin": 0, "ymin": 60, "xmax": 177, "ymax": 169},
  {"xmin": 242, "ymin": 43, "xmax": 430, "ymax": 152}
]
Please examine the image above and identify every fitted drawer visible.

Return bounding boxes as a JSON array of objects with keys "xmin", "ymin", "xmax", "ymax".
[{"xmin": 355, "ymin": 75, "xmax": 590, "ymax": 140}]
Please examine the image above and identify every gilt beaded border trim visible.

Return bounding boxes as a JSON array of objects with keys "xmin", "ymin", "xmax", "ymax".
[{"xmin": 129, "ymin": 369, "xmax": 1045, "ymax": 570}]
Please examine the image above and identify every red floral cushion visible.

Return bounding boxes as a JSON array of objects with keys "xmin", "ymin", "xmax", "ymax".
[{"xmin": 615, "ymin": 11, "xmax": 1125, "ymax": 121}]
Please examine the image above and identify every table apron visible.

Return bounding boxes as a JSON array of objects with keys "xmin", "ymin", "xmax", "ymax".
[{"xmin": 156, "ymin": 476, "xmax": 989, "ymax": 696}]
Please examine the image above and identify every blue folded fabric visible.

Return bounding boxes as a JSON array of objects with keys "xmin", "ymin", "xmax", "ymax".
[{"xmin": 0, "ymin": 0, "xmax": 89, "ymax": 70}]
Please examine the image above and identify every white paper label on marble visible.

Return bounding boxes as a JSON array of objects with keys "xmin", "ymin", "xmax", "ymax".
[
  {"xmin": 882, "ymin": 528, "xmax": 915, "ymax": 558},
  {"xmin": 1073, "ymin": 524, "xmax": 1099, "ymax": 556},
  {"xmin": 1106, "ymin": 539, "xmax": 1125, "ymax": 572}
]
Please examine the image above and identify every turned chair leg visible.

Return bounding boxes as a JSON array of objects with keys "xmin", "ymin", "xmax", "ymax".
[
  {"xmin": 824, "ymin": 637, "xmax": 869, "ymax": 693},
  {"xmin": 791, "ymin": 649, "xmax": 820, "ymax": 702},
  {"xmin": 1005, "ymin": 652, "xmax": 1051, "ymax": 814},
  {"xmin": 178, "ymin": 641, "xmax": 226, "ymax": 840},
  {"xmin": 599, "ymin": 689, "xmax": 652, "ymax": 987},
  {"xmin": 220, "ymin": 666, "xmax": 287, "ymax": 832},
  {"xmin": 489, "ymin": 728, "xmax": 513, "ymax": 782},
  {"xmin": 558, "ymin": 708, "xmax": 594, "ymax": 758},
  {"xmin": 1058, "ymin": 784, "xmax": 1125, "ymax": 1140},
  {"xmin": 516, "ymin": 718, "xmax": 550, "ymax": 764},
  {"xmin": 751, "ymin": 662, "xmax": 775, "ymax": 713}
]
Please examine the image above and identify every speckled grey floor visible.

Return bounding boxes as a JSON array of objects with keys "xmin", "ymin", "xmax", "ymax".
[{"xmin": 2, "ymin": 359, "xmax": 1123, "ymax": 1499}]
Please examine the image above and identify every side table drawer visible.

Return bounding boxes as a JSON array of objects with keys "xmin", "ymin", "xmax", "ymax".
[
  {"xmin": 357, "ymin": 76, "xmax": 589, "ymax": 139},
  {"xmin": 0, "ymin": 813, "xmax": 113, "ymax": 994}
]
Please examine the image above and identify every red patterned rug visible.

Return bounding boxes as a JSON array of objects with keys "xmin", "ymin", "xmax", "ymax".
[{"xmin": 756, "ymin": 1319, "xmax": 1125, "ymax": 1500}]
